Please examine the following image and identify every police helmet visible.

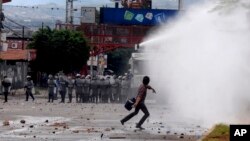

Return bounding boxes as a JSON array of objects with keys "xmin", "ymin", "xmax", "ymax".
[
  {"xmin": 76, "ymin": 74, "xmax": 81, "ymax": 78},
  {"xmin": 48, "ymin": 74, "xmax": 53, "ymax": 79}
]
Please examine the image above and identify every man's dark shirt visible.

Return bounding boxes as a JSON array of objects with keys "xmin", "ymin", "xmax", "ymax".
[{"xmin": 136, "ymin": 84, "xmax": 151, "ymax": 103}]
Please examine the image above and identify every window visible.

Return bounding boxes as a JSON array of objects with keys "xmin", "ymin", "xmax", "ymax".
[{"xmin": 11, "ymin": 43, "xmax": 18, "ymax": 49}]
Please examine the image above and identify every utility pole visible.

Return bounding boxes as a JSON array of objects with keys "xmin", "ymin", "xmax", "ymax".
[
  {"xmin": 22, "ymin": 26, "xmax": 24, "ymax": 50},
  {"xmin": 0, "ymin": 0, "xmax": 2, "ymax": 50},
  {"xmin": 66, "ymin": 0, "xmax": 74, "ymax": 26},
  {"xmin": 178, "ymin": 0, "xmax": 183, "ymax": 10}
]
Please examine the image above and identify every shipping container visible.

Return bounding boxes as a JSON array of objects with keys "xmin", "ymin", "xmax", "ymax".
[{"xmin": 100, "ymin": 8, "xmax": 178, "ymax": 26}]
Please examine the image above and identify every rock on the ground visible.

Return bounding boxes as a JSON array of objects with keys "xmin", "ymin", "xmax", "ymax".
[
  {"xmin": 3, "ymin": 120, "xmax": 10, "ymax": 126},
  {"xmin": 20, "ymin": 120, "xmax": 26, "ymax": 124}
]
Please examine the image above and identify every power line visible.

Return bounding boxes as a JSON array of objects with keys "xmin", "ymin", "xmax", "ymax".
[
  {"xmin": 5, "ymin": 16, "xmax": 30, "ymax": 29},
  {"xmin": 4, "ymin": 5, "xmax": 64, "ymax": 10},
  {"xmin": 3, "ymin": 24, "xmax": 22, "ymax": 38}
]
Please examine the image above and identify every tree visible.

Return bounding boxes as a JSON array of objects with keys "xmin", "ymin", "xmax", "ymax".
[
  {"xmin": 107, "ymin": 48, "xmax": 134, "ymax": 75},
  {"xmin": 28, "ymin": 27, "xmax": 90, "ymax": 74}
]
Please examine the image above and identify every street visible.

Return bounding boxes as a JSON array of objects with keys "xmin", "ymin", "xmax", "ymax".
[{"xmin": 0, "ymin": 92, "xmax": 207, "ymax": 141}]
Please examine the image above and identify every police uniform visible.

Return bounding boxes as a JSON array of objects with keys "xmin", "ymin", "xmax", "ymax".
[
  {"xmin": 103, "ymin": 78, "xmax": 111, "ymax": 103},
  {"xmin": 83, "ymin": 77, "xmax": 91, "ymax": 103},
  {"xmin": 90, "ymin": 78, "xmax": 99, "ymax": 103},
  {"xmin": 24, "ymin": 76, "xmax": 35, "ymax": 101},
  {"xmin": 47, "ymin": 76, "xmax": 56, "ymax": 102},
  {"xmin": 2, "ymin": 77, "xmax": 11, "ymax": 103},
  {"xmin": 121, "ymin": 77, "xmax": 129, "ymax": 103},
  {"xmin": 75, "ymin": 76, "xmax": 83, "ymax": 103},
  {"xmin": 111, "ymin": 77, "xmax": 120, "ymax": 103},
  {"xmin": 58, "ymin": 76, "xmax": 68, "ymax": 103},
  {"xmin": 67, "ymin": 77, "xmax": 74, "ymax": 103}
]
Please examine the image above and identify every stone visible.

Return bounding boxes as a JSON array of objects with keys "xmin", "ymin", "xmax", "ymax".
[
  {"xmin": 20, "ymin": 120, "xmax": 26, "ymax": 124},
  {"xmin": 105, "ymin": 128, "xmax": 111, "ymax": 131},
  {"xmin": 3, "ymin": 120, "xmax": 10, "ymax": 126}
]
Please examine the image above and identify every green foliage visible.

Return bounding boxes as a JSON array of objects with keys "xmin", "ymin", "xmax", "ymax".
[
  {"xmin": 107, "ymin": 48, "xmax": 134, "ymax": 75},
  {"xmin": 28, "ymin": 27, "xmax": 90, "ymax": 74},
  {"xmin": 203, "ymin": 124, "xmax": 229, "ymax": 141}
]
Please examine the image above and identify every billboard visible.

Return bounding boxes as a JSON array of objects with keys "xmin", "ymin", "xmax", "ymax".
[
  {"xmin": 100, "ymin": 8, "xmax": 178, "ymax": 26},
  {"xmin": 81, "ymin": 7, "xmax": 96, "ymax": 23}
]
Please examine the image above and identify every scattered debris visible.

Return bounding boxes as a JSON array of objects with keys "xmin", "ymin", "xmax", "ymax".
[
  {"xmin": 19, "ymin": 133, "xmax": 28, "ymax": 136},
  {"xmin": 50, "ymin": 122, "xmax": 67, "ymax": 127},
  {"xmin": 109, "ymin": 137, "xmax": 126, "ymax": 139},
  {"xmin": 73, "ymin": 130, "xmax": 79, "ymax": 133},
  {"xmin": 105, "ymin": 128, "xmax": 111, "ymax": 131},
  {"xmin": 20, "ymin": 120, "xmax": 26, "ymax": 124},
  {"xmin": 86, "ymin": 128, "xmax": 98, "ymax": 133},
  {"xmin": 3, "ymin": 120, "xmax": 10, "ymax": 126}
]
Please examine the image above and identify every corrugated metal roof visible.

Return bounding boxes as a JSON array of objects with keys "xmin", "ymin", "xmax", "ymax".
[{"xmin": 0, "ymin": 49, "xmax": 36, "ymax": 61}]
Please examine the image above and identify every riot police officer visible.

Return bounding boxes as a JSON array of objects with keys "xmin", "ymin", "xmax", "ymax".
[
  {"xmin": 58, "ymin": 75, "xmax": 68, "ymax": 103},
  {"xmin": 83, "ymin": 75, "xmax": 91, "ymax": 103},
  {"xmin": 75, "ymin": 74, "xmax": 83, "ymax": 103},
  {"xmin": 54, "ymin": 75, "xmax": 59, "ymax": 100},
  {"xmin": 24, "ymin": 76, "xmax": 35, "ymax": 101},
  {"xmin": 120, "ymin": 76, "xmax": 129, "ymax": 103},
  {"xmin": 67, "ymin": 76, "xmax": 75, "ymax": 103},
  {"xmin": 47, "ymin": 74, "xmax": 56, "ymax": 103},
  {"xmin": 1, "ymin": 76, "xmax": 11, "ymax": 103},
  {"xmin": 90, "ymin": 76, "xmax": 99, "ymax": 103},
  {"xmin": 99, "ymin": 76, "xmax": 105, "ymax": 103},
  {"xmin": 103, "ymin": 76, "xmax": 111, "ymax": 103},
  {"xmin": 111, "ymin": 75, "xmax": 119, "ymax": 103}
]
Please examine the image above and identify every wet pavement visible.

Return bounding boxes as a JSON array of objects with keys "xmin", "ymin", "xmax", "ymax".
[{"xmin": 0, "ymin": 94, "xmax": 208, "ymax": 141}]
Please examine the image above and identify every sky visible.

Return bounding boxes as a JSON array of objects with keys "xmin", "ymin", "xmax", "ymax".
[{"xmin": 5, "ymin": 0, "xmax": 202, "ymax": 9}]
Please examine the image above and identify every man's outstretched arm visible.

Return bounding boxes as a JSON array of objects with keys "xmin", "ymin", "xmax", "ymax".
[{"xmin": 147, "ymin": 85, "xmax": 156, "ymax": 93}]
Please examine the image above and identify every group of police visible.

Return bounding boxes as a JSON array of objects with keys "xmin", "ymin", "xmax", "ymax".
[
  {"xmin": 2, "ymin": 75, "xmax": 35, "ymax": 103},
  {"xmin": 47, "ymin": 73, "xmax": 132, "ymax": 103}
]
